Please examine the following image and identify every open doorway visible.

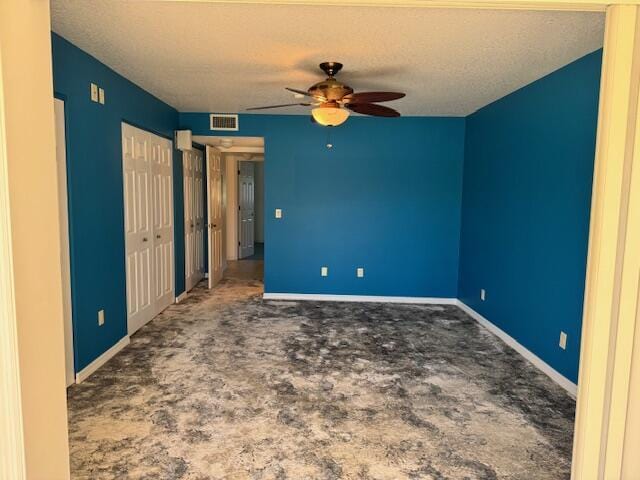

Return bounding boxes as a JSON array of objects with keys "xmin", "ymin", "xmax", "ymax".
[
  {"xmin": 238, "ymin": 159, "xmax": 264, "ymax": 261},
  {"xmin": 193, "ymin": 136, "xmax": 265, "ymax": 286}
]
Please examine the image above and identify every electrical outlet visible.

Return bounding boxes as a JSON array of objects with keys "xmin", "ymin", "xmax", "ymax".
[
  {"xmin": 98, "ymin": 87, "xmax": 105, "ymax": 105},
  {"xmin": 275, "ymin": 208, "xmax": 282, "ymax": 219},
  {"xmin": 356, "ymin": 267, "xmax": 364, "ymax": 278},
  {"xmin": 98, "ymin": 309, "xmax": 105, "ymax": 326},
  {"xmin": 480, "ymin": 289, "xmax": 486, "ymax": 301},
  {"xmin": 321, "ymin": 266, "xmax": 328, "ymax": 277},
  {"xmin": 90, "ymin": 83, "xmax": 99, "ymax": 102},
  {"xmin": 559, "ymin": 331, "xmax": 567, "ymax": 350}
]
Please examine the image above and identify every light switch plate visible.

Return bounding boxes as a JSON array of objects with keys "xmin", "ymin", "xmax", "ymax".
[
  {"xmin": 321, "ymin": 266, "xmax": 328, "ymax": 277},
  {"xmin": 98, "ymin": 87, "xmax": 105, "ymax": 105},
  {"xmin": 90, "ymin": 83, "xmax": 99, "ymax": 102},
  {"xmin": 98, "ymin": 309, "xmax": 105, "ymax": 326},
  {"xmin": 480, "ymin": 289, "xmax": 486, "ymax": 301},
  {"xmin": 559, "ymin": 331, "xmax": 567, "ymax": 350},
  {"xmin": 275, "ymin": 208, "xmax": 282, "ymax": 219},
  {"xmin": 357, "ymin": 267, "xmax": 364, "ymax": 278}
]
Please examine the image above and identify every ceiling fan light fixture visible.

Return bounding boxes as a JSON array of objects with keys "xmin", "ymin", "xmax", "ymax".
[{"xmin": 311, "ymin": 105, "xmax": 349, "ymax": 127}]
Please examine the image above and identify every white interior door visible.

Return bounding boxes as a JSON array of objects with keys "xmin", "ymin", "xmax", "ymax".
[
  {"xmin": 123, "ymin": 124, "xmax": 154, "ymax": 334},
  {"xmin": 183, "ymin": 150, "xmax": 195, "ymax": 291},
  {"xmin": 183, "ymin": 149, "xmax": 204, "ymax": 292},
  {"xmin": 194, "ymin": 150, "xmax": 205, "ymax": 283},
  {"xmin": 151, "ymin": 136, "xmax": 174, "ymax": 313},
  {"xmin": 238, "ymin": 161, "xmax": 255, "ymax": 259},
  {"xmin": 54, "ymin": 98, "xmax": 74, "ymax": 387},
  {"xmin": 122, "ymin": 123, "xmax": 174, "ymax": 335},
  {"xmin": 207, "ymin": 146, "xmax": 224, "ymax": 288}
]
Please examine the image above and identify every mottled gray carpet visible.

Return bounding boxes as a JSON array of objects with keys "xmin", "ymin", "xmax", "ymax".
[{"xmin": 67, "ymin": 276, "xmax": 575, "ymax": 479}]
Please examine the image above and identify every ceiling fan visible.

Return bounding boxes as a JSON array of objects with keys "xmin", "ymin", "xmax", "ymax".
[{"xmin": 246, "ymin": 62, "xmax": 406, "ymax": 126}]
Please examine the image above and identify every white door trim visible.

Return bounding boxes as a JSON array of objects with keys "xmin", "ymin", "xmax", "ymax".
[
  {"xmin": 54, "ymin": 98, "xmax": 74, "ymax": 387},
  {"xmin": 572, "ymin": 6, "xmax": 640, "ymax": 478},
  {"xmin": 0, "ymin": 47, "xmax": 26, "ymax": 480}
]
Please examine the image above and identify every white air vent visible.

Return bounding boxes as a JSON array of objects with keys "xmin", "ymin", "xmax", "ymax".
[{"xmin": 210, "ymin": 113, "xmax": 238, "ymax": 131}]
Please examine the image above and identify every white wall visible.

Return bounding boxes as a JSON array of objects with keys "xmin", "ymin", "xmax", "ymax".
[
  {"xmin": 0, "ymin": 0, "xmax": 71, "ymax": 477},
  {"xmin": 254, "ymin": 162, "xmax": 264, "ymax": 244}
]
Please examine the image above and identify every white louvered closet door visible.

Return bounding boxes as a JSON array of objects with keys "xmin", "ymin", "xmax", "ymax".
[{"xmin": 122, "ymin": 123, "xmax": 174, "ymax": 335}]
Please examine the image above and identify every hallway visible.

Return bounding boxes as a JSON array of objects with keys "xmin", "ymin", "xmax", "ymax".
[
  {"xmin": 67, "ymin": 272, "xmax": 574, "ymax": 479},
  {"xmin": 224, "ymin": 257, "xmax": 264, "ymax": 283}
]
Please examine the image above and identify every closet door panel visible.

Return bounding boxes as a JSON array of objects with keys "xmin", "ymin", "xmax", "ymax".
[{"xmin": 123, "ymin": 124, "xmax": 174, "ymax": 334}]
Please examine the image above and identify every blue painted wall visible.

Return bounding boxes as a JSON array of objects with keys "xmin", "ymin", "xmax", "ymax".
[
  {"xmin": 180, "ymin": 114, "xmax": 466, "ymax": 297},
  {"xmin": 53, "ymin": 32, "xmax": 601, "ymax": 383},
  {"xmin": 458, "ymin": 50, "xmax": 602, "ymax": 383},
  {"xmin": 52, "ymin": 33, "xmax": 182, "ymax": 371}
]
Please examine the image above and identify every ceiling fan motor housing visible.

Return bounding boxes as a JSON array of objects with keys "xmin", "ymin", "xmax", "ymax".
[
  {"xmin": 309, "ymin": 78, "xmax": 354, "ymax": 102},
  {"xmin": 308, "ymin": 62, "xmax": 354, "ymax": 102}
]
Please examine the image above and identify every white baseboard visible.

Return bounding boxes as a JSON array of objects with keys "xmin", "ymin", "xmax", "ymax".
[
  {"xmin": 263, "ymin": 292, "xmax": 458, "ymax": 305},
  {"xmin": 175, "ymin": 291, "xmax": 188, "ymax": 303},
  {"xmin": 456, "ymin": 301, "xmax": 577, "ymax": 398},
  {"xmin": 75, "ymin": 335, "xmax": 130, "ymax": 384}
]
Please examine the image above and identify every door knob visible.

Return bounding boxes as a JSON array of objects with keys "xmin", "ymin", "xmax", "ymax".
[
  {"xmin": 156, "ymin": 234, "xmax": 161, "ymax": 239},
  {"xmin": 142, "ymin": 237, "xmax": 148, "ymax": 242}
]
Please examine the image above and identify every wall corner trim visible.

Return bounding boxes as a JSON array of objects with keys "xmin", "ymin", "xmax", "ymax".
[
  {"xmin": 75, "ymin": 335, "xmax": 130, "ymax": 384},
  {"xmin": 175, "ymin": 292, "xmax": 188, "ymax": 304},
  {"xmin": 455, "ymin": 300, "xmax": 577, "ymax": 397},
  {"xmin": 263, "ymin": 293, "xmax": 458, "ymax": 304}
]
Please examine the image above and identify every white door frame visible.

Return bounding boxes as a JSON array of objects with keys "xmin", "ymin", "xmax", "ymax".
[
  {"xmin": 54, "ymin": 98, "xmax": 74, "ymax": 387},
  {"xmin": 224, "ymin": 154, "xmax": 264, "ymax": 262},
  {"xmin": 3, "ymin": 2, "xmax": 640, "ymax": 479},
  {"xmin": 0, "ymin": 38, "xmax": 26, "ymax": 479}
]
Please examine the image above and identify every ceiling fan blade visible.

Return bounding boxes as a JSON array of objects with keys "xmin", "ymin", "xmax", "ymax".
[
  {"xmin": 346, "ymin": 103, "xmax": 400, "ymax": 117},
  {"xmin": 285, "ymin": 87, "xmax": 326, "ymax": 101},
  {"xmin": 344, "ymin": 92, "xmax": 405, "ymax": 104},
  {"xmin": 246, "ymin": 102, "xmax": 311, "ymax": 111}
]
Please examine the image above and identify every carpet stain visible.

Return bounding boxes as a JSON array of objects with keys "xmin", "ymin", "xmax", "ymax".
[{"xmin": 68, "ymin": 277, "xmax": 574, "ymax": 479}]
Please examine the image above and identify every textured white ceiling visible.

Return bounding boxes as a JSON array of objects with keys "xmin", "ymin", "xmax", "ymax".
[{"xmin": 51, "ymin": 1, "xmax": 604, "ymax": 116}]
